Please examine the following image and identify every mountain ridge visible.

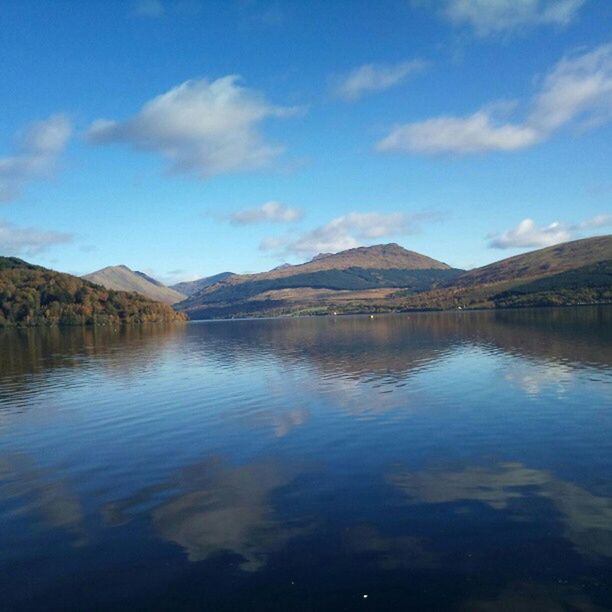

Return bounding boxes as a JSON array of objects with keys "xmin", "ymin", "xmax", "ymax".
[
  {"xmin": 177, "ymin": 235, "xmax": 612, "ymax": 319},
  {"xmin": 170, "ymin": 272, "xmax": 234, "ymax": 297}
]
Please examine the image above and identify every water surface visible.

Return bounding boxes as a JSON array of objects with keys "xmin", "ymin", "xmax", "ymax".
[{"xmin": 1, "ymin": 308, "xmax": 611, "ymax": 610}]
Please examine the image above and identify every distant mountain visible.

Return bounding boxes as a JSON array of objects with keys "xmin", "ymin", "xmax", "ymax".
[
  {"xmin": 83, "ymin": 265, "xmax": 185, "ymax": 305},
  {"xmin": 177, "ymin": 243, "xmax": 462, "ymax": 319},
  {"xmin": 170, "ymin": 272, "xmax": 234, "ymax": 297},
  {"xmin": 175, "ymin": 237, "xmax": 612, "ymax": 319},
  {"xmin": 0, "ymin": 257, "xmax": 186, "ymax": 327},
  {"xmin": 270, "ymin": 263, "xmax": 292, "ymax": 271}
]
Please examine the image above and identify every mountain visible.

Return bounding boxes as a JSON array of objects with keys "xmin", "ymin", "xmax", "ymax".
[
  {"xmin": 135, "ymin": 270, "xmax": 165, "ymax": 288},
  {"xmin": 395, "ymin": 235, "xmax": 612, "ymax": 311},
  {"xmin": 170, "ymin": 272, "xmax": 234, "ymax": 297},
  {"xmin": 454, "ymin": 235, "xmax": 612, "ymax": 287},
  {"xmin": 83, "ymin": 265, "xmax": 186, "ymax": 305},
  {"xmin": 0, "ymin": 257, "xmax": 187, "ymax": 327},
  {"xmin": 177, "ymin": 243, "xmax": 462, "ymax": 319},
  {"xmin": 176, "ymin": 236, "xmax": 612, "ymax": 319}
]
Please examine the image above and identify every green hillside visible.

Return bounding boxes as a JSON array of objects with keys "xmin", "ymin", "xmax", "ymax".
[{"xmin": 0, "ymin": 257, "xmax": 187, "ymax": 327}]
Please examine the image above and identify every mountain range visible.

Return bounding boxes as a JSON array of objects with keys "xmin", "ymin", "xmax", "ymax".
[
  {"xmin": 2, "ymin": 234, "xmax": 610, "ymax": 327},
  {"xmin": 175, "ymin": 236, "xmax": 612, "ymax": 319},
  {"xmin": 177, "ymin": 243, "xmax": 464, "ymax": 318}
]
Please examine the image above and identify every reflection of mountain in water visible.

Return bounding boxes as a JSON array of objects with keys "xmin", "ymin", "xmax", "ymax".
[
  {"xmin": 186, "ymin": 307, "xmax": 612, "ymax": 378},
  {"xmin": 0, "ymin": 324, "xmax": 186, "ymax": 408},
  {"xmin": 103, "ymin": 458, "xmax": 304, "ymax": 571},
  {"xmin": 388, "ymin": 462, "xmax": 612, "ymax": 559},
  {"xmin": 2, "ymin": 307, "xmax": 609, "ymax": 387}
]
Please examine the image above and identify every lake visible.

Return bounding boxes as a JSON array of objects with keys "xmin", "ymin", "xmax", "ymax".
[{"xmin": 0, "ymin": 307, "xmax": 611, "ymax": 610}]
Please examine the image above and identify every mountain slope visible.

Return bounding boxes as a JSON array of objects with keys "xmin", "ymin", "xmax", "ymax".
[
  {"xmin": 237, "ymin": 243, "xmax": 452, "ymax": 283},
  {"xmin": 394, "ymin": 235, "xmax": 612, "ymax": 311},
  {"xmin": 453, "ymin": 235, "xmax": 612, "ymax": 287},
  {"xmin": 83, "ymin": 265, "xmax": 185, "ymax": 304},
  {"xmin": 0, "ymin": 257, "xmax": 187, "ymax": 327},
  {"xmin": 178, "ymin": 243, "xmax": 462, "ymax": 319},
  {"xmin": 170, "ymin": 272, "xmax": 234, "ymax": 297}
]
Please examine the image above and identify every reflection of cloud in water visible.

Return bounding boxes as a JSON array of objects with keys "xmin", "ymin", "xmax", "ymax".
[
  {"xmin": 504, "ymin": 361, "xmax": 573, "ymax": 396},
  {"xmin": 0, "ymin": 454, "xmax": 86, "ymax": 544},
  {"xmin": 103, "ymin": 458, "xmax": 303, "ymax": 571},
  {"xmin": 463, "ymin": 582, "xmax": 606, "ymax": 611},
  {"xmin": 388, "ymin": 462, "xmax": 612, "ymax": 559},
  {"xmin": 261, "ymin": 407, "xmax": 309, "ymax": 437},
  {"xmin": 343, "ymin": 523, "xmax": 435, "ymax": 570}
]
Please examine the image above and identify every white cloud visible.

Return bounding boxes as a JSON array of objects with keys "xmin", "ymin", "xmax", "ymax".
[
  {"xmin": 0, "ymin": 219, "xmax": 73, "ymax": 256},
  {"xmin": 442, "ymin": 0, "xmax": 585, "ymax": 36},
  {"xmin": 230, "ymin": 201, "xmax": 302, "ymax": 225},
  {"xmin": 87, "ymin": 76, "xmax": 300, "ymax": 178},
  {"xmin": 333, "ymin": 60, "xmax": 426, "ymax": 101},
  {"xmin": 260, "ymin": 211, "xmax": 439, "ymax": 257},
  {"xmin": 378, "ymin": 111, "xmax": 540, "ymax": 154},
  {"xmin": 489, "ymin": 218, "xmax": 570, "ymax": 249},
  {"xmin": 0, "ymin": 115, "xmax": 71, "ymax": 202},
  {"xmin": 488, "ymin": 213, "xmax": 612, "ymax": 249},
  {"xmin": 377, "ymin": 42, "xmax": 612, "ymax": 155}
]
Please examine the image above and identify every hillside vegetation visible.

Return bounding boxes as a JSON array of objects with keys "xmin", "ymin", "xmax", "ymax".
[
  {"xmin": 83, "ymin": 265, "xmax": 185, "ymax": 304},
  {"xmin": 0, "ymin": 257, "xmax": 187, "ymax": 327}
]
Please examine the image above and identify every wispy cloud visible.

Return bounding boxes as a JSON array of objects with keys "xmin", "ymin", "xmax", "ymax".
[
  {"xmin": 0, "ymin": 219, "xmax": 73, "ymax": 256},
  {"xmin": 488, "ymin": 214, "xmax": 612, "ymax": 249},
  {"xmin": 132, "ymin": 0, "xmax": 201, "ymax": 18},
  {"xmin": 333, "ymin": 60, "xmax": 426, "ymax": 101},
  {"xmin": 576, "ymin": 213, "xmax": 612, "ymax": 230},
  {"xmin": 87, "ymin": 76, "xmax": 301, "ymax": 178},
  {"xmin": 377, "ymin": 42, "xmax": 612, "ymax": 155},
  {"xmin": 0, "ymin": 115, "xmax": 71, "ymax": 202},
  {"xmin": 488, "ymin": 219, "xmax": 570, "ymax": 249},
  {"xmin": 440, "ymin": 0, "xmax": 585, "ymax": 36},
  {"xmin": 260, "ymin": 211, "xmax": 441, "ymax": 257},
  {"xmin": 230, "ymin": 201, "xmax": 303, "ymax": 225},
  {"xmin": 133, "ymin": 0, "xmax": 165, "ymax": 18}
]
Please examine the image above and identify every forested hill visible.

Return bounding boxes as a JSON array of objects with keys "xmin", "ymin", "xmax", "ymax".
[{"xmin": 0, "ymin": 257, "xmax": 187, "ymax": 327}]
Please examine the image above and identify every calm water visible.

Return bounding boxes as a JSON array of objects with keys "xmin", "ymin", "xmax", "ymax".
[{"xmin": 0, "ymin": 308, "xmax": 611, "ymax": 611}]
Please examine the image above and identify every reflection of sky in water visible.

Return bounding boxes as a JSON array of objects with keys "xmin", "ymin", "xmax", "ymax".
[{"xmin": 0, "ymin": 308, "xmax": 610, "ymax": 609}]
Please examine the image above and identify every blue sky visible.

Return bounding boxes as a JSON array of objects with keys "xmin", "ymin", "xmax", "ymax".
[{"xmin": 1, "ymin": 0, "xmax": 611, "ymax": 282}]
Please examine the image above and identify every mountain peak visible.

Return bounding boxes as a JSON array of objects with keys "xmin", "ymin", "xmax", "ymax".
[{"xmin": 83, "ymin": 265, "xmax": 185, "ymax": 304}]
